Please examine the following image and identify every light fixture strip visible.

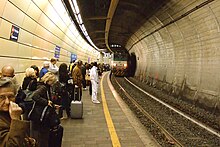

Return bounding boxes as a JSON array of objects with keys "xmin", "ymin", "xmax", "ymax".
[
  {"xmin": 78, "ymin": 14, "xmax": 83, "ymax": 24},
  {"xmin": 69, "ymin": 0, "xmax": 99, "ymax": 50},
  {"xmin": 72, "ymin": 0, "xmax": 80, "ymax": 14}
]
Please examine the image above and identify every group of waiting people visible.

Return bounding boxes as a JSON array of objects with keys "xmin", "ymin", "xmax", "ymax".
[
  {"xmin": 0, "ymin": 58, "xmax": 101, "ymax": 147},
  {"xmin": 69, "ymin": 60, "xmax": 101, "ymax": 104}
]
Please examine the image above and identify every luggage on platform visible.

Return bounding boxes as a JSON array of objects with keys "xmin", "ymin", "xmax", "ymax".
[
  {"xmin": 48, "ymin": 125, "xmax": 63, "ymax": 147},
  {"xmin": 70, "ymin": 100, "xmax": 83, "ymax": 119},
  {"xmin": 73, "ymin": 85, "xmax": 81, "ymax": 101},
  {"xmin": 70, "ymin": 85, "xmax": 83, "ymax": 119}
]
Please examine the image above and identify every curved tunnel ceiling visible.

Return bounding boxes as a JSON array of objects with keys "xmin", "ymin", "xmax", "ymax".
[{"xmin": 65, "ymin": 0, "xmax": 169, "ymax": 53}]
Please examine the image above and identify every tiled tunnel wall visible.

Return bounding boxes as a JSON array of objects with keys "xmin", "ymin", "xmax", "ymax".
[
  {"xmin": 0, "ymin": 0, "xmax": 98, "ymax": 84},
  {"xmin": 126, "ymin": 0, "xmax": 220, "ymax": 112}
]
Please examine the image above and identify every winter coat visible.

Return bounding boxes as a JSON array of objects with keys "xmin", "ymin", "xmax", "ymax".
[
  {"xmin": 22, "ymin": 77, "xmax": 37, "ymax": 91},
  {"xmin": 39, "ymin": 67, "xmax": 48, "ymax": 79},
  {"xmin": 72, "ymin": 65, "xmax": 83, "ymax": 87},
  {"xmin": 81, "ymin": 65, "xmax": 86, "ymax": 77},
  {"xmin": 0, "ymin": 111, "xmax": 29, "ymax": 147},
  {"xmin": 48, "ymin": 63, "xmax": 59, "ymax": 74},
  {"xmin": 32, "ymin": 82, "xmax": 51, "ymax": 107},
  {"xmin": 30, "ymin": 82, "xmax": 52, "ymax": 147}
]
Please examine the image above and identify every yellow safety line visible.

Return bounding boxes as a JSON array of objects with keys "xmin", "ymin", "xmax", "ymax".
[{"xmin": 101, "ymin": 72, "xmax": 121, "ymax": 147}]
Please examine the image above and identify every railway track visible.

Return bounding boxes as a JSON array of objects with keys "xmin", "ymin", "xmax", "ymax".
[{"xmin": 111, "ymin": 76, "xmax": 220, "ymax": 146}]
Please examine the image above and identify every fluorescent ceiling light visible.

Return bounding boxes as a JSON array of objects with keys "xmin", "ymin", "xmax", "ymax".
[
  {"xmin": 69, "ymin": 0, "xmax": 76, "ymax": 14},
  {"xmin": 81, "ymin": 24, "xmax": 86, "ymax": 32},
  {"xmin": 72, "ymin": 0, "xmax": 80, "ymax": 14},
  {"xmin": 83, "ymin": 31, "xmax": 88, "ymax": 36},
  {"xmin": 69, "ymin": 0, "xmax": 100, "ymax": 50},
  {"xmin": 78, "ymin": 14, "xmax": 83, "ymax": 24}
]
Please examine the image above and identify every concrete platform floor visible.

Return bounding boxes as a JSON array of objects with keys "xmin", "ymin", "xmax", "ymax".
[{"xmin": 61, "ymin": 72, "xmax": 159, "ymax": 147}]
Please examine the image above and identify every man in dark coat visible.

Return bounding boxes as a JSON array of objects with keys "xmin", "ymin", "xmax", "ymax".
[{"xmin": 81, "ymin": 62, "xmax": 87, "ymax": 90}]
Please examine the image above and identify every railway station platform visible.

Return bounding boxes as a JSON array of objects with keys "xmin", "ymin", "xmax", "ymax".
[{"xmin": 61, "ymin": 72, "xmax": 159, "ymax": 147}]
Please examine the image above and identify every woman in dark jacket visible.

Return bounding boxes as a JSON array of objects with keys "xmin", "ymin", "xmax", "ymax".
[
  {"xmin": 16, "ymin": 68, "xmax": 37, "ymax": 120},
  {"xmin": 31, "ymin": 72, "xmax": 57, "ymax": 147},
  {"xmin": 58, "ymin": 63, "xmax": 71, "ymax": 118},
  {"xmin": 22, "ymin": 68, "xmax": 37, "ymax": 91},
  {"xmin": 30, "ymin": 65, "xmax": 40, "ymax": 79}
]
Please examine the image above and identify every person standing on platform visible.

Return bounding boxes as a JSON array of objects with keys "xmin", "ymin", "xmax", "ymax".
[
  {"xmin": 1, "ymin": 65, "xmax": 19, "ymax": 91},
  {"xmin": 49, "ymin": 58, "xmax": 59, "ymax": 75},
  {"xmin": 68, "ymin": 60, "xmax": 75, "ymax": 75},
  {"xmin": 1, "ymin": 65, "xmax": 15, "ymax": 78},
  {"xmin": 20, "ymin": 68, "xmax": 37, "ymax": 120},
  {"xmin": 86, "ymin": 63, "xmax": 92, "ymax": 96},
  {"xmin": 72, "ymin": 60, "xmax": 83, "ymax": 101},
  {"xmin": 90, "ymin": 62, "xmax": 100, "ymax": 104},
  {"xmin": 30, "ymin": 65, "xmax": 40, "ymax": 79},
  {"xmin": 39, "ymin": 61, "xmax": 50, "ymax": 79},
  {"xmin": 81, "ymin": 62, "xmax": 87, "ymax": 90},
  {"xmin": 31, "ymin": 72, "xmax": 58, "ymax": 147},
  {"xmin": 0, "ymin": 78, "xmax": 30, "ymax": 146},
  {"xmin": 58, "ymin": 63, "xmax": 71, "ymax": 119}
]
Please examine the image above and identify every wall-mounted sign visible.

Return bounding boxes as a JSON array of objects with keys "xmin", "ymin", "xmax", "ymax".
[
  {"xmin": 88, "ymin": 57, "xmax": 90, "ymax": 63},
  {"xmin": 10, "ymin": 25, "xmax": 19, "ymax": 42},
  {"xmin": 54, "ymin": 46, "xmax": 61, "ymax": 59},
  {"xmin": 71, "ymin": 53, "xmax": 77, "ymax": 62}
]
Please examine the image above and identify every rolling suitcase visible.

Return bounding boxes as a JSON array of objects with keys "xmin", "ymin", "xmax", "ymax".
[{"xmin": 70, "ymin": 85, "xmax": 83, "ymax": 119}]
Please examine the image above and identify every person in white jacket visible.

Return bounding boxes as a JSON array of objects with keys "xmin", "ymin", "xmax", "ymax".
[
  {"xmin": 48, "ymin": 58, "xmax": 59, "ymax": 74},
  {"xmin": 90, "ymin": 62, "xmax": 100, "ymax": 104}
]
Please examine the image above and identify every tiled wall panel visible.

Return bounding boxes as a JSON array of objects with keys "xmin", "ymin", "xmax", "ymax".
[
  {"xmin": 126, "ymin": 0, "xmax": 220, "ymax": 109},
  {"xmin": 0, "ymin": 0, "xmax": 98, "ymax": 85}
]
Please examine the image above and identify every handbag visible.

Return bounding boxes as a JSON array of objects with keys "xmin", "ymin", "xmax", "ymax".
[
  {"xmin": 23, "ymin": 89, "xmax": 34, "ymax": 102},
  {"xmin": 85, "ymin": 74, "xmax": 90, "ymax": 81},
  {"xmin": 28, "ymin": 102, "xmax": 60, "ymax": 128},
  {"xmin": 28, "ymin": 90, "xmax": 60, "ymax": 128},
  {"xmin": 23, "ymin": 80, "xmax": 36, "ymax": 102},
  {"xmin": 28, "ymin": 102, "xmax": 51, "ymax": 125}
]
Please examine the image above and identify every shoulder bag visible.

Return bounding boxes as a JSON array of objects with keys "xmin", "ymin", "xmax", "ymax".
[{"xmin": 28, "ymin": 90, "xmax": 60, "ymax": 128}]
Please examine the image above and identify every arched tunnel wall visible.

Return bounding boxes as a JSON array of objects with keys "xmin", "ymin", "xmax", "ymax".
[
  {"xmin": 126, "ymin": 0, "xmax": 220, "ymax": 113},
  {"xmin": 0, "ymin": 0, "xmax": 98, "ymax": 83}
]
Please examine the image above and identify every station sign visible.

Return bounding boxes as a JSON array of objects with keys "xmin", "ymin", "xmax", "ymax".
[
  {"xmin": 88, "ymin": 57, "xmax": 90, "ymax": 63},
  {"xmin": 54, "ymin": 45, "xmax": 61, "ymax": 59},
  {"xmin": 71, "ymin": 53, "xmax": 77, "ymax": 62},
  {"xmin": 10, "ymin": 25, "xmax": 19, "ymax": 42}
]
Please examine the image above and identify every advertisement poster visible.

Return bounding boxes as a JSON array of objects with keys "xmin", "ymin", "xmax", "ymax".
[
  {"xmin": 71, "ymin": 53, "xmax": 77, "ymax": 62},
  {"xmin": 10, "ymin": 25, "xmax": 19, "ymax": 42},
  {"xmin": 54, "ymin": 46, "xmax": 61, "ymax": 59}
]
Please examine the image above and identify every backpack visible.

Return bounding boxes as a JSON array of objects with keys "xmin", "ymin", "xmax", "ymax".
[
  {"xmin": 23, "ymin": 88, "xmax": 34, "ymax": 102},
  {"xmin": 23, "ymin": 79, "xmax": 37, "ymax": 102}
]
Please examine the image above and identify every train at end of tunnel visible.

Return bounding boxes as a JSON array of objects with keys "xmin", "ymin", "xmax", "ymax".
[{"xmin": 111, "ymin": 52, "xmax": 129, "ymax": 76}]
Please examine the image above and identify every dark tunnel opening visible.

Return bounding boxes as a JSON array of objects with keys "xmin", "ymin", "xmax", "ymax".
[{"xmin": 128, "ymin": 52, "xmax": 136, "ymax": 77}]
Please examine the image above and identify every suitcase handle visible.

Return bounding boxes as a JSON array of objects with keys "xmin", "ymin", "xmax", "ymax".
[{"xmin": 74, "ymin": 86, "xmax": 81, "ymax": 101}]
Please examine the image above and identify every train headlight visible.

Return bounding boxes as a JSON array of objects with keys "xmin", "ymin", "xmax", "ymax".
[{"xmin": 123, "ymin": 64, "xmax": 127, "ymax": 67}]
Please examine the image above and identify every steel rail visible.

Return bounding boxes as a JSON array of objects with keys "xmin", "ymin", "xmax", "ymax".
[
  {"xmin": 124, "ymin": 77, "xmax": 220, "ymax": 138},
  {"xmin": 114, "ymin": 76, "xmax": 183, "ymax": 147}
]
